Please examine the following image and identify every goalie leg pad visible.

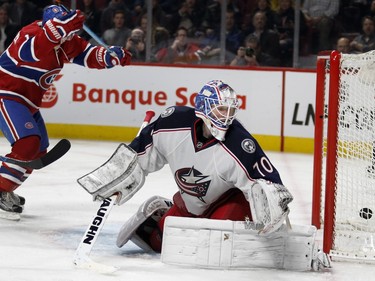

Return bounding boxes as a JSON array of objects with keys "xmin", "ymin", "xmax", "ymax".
[
  {"xmin": 161, "ymin": 217, "xmax": 319, "ymax": 271},
  {"xmin": 116, "ymin": 195, "xmax": 173, "ymax": 251},
  {"xmin": 77, "ymin": 143, "xmax": 145, "ymax": 205}
]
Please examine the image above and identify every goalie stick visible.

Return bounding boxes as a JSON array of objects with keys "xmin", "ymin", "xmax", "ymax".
[
  {"xmin": 73, "ymin": 110, "xmax": 156, "ymax": 274},
  {"xmin": 0, "ymin": 139, "xmax": 71, "ymax": 170}
]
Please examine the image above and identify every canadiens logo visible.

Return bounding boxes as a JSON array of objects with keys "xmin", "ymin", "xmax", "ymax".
[
  {"xmin": 39, "ymin": 69, "xmax": 62, "ymax": 90},
  {"xmin": 161, "ymin": 107, "xmax": 175, "ymax": 118},
  {"xmin": 41, "ymin": 74, "xmax": 63, "ymax": 108},
  {"xmin": 25, "ymin": 122, "xmax": 34, "ymax": 129},
  {"xmin": 241, "ymin": 139, "xmax": 256, "ymax": 153},
  {"xmin": 175, "ymin": 166, "xmax": 211, "ymax": 202}
]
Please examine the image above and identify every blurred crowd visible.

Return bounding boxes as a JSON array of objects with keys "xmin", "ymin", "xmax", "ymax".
[{"xmin": 0, "ymin": 0, "xmax": 374, "ymax": 68}]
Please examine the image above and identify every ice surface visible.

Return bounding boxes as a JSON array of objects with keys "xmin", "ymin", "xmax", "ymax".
[{"xmin": 0, "ymin": 139, "xmax": 374, "ymax": 281}]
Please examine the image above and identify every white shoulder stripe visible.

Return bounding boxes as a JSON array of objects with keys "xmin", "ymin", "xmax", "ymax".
[{"xmin": 29, "ymin": 36, "xmax": 40, "ymax": 62}]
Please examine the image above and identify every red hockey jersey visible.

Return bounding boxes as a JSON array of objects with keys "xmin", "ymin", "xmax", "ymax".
[{"xmin": 0, "ymin": 21, "xmax": 107, "ymax": 111}]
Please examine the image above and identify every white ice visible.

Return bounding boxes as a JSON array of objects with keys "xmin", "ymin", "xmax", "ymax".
[{"xmin": 0, "ymin": 138, "xmax": 374, "ymax": 281}]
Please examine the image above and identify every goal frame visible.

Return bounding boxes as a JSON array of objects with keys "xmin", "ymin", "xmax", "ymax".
[
  {"xmin": 312, "ymin": 50, "xmax": 340, "ymax": 255},
  {"xmin": 312, "ymin": 50, "xmax": 375, "ymax": 261}
]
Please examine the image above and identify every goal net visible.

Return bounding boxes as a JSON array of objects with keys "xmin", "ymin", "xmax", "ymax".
[{"xmin": 312, "ymin": 50, "xmax": 375, "ymax": 262}]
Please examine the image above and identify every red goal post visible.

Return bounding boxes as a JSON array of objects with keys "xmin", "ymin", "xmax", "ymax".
[{"xmin": 312, "ymin": 50, "xmax": 375, "ymax": 262}]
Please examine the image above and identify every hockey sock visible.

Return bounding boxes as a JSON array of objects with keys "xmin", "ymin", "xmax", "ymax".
[{"xmin": 0, "ymin": 136, "xmax": 41, "ymax": 192}]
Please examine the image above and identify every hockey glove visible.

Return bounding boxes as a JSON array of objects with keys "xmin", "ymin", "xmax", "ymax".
[
  {"xmin": 43, "ymin": 10, "xmax": 84, "ymax": 44},
  {"xmin": 248, "ymin": 179, "xmax": 293, "ymax": 234},
  {"xmin": 77, "ymin": 143, "xmax": 145, "ymax": 206},
  {"xmin": 97, "ymin": 46, "xmax": 132, "ymax": 68}
]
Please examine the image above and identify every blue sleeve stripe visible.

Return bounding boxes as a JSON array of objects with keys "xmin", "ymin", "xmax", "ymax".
[
  {"xmin": 71, "ymin": 45, "xmax": 95, "ymax": 67},
  {"xmin": 19, "ymin": 36, "xmax": 39, "ymax": 62}
]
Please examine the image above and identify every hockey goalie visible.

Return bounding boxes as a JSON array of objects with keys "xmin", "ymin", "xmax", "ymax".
[{"xmin": 78, "ymin": 80, "xmax": 330, "ymax": 271}]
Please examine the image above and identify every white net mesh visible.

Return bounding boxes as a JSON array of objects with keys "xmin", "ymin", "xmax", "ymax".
[{"xmin": 321, "ymin": 51, "xmax": 375, "ymax": 261}]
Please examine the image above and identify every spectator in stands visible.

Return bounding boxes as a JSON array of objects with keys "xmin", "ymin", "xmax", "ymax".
[
  {"xmin": 128, "ymin": 0, "xmax": 144, "ymax": 27},
  {"xmin": 7, "ymin": 0, "xmax": 39, "ymax": 27},
  {"xmin": 236, "ymin": 0, "xmax": 257, "ymax": 25},
  {"xmin": 151, "ymin": 26, "xmax": 170, "ymax": 62},
  {"xmin": 201, "ymin": 0, "xmax": 222, "ymax": 32},
  {"xmin": 102, "ymin": 9, "xmax": 132, "ymax": 47},
  {"xmin": 167, "ymin": 0, "xmax": 205, "ymax": 37},
  {"xmin": 225, "ymin": 8, "xmax": 244, "ymax": 64},
  {"xmin": 249, "ymin": 10, "xmax": 280, "ymax": 66},
  {"xmin": 195, "ymin": 26, "xmax": 221, "ymax": 65},
  {"xmin": 77, "ymin": 0, "xmax": 102, "ymax": 42},
  {"xmin": 350, "ymin": 15, "xmax": 375, "ymax": 53},
  {"xmin": 155, "ymin": 26, "xmax": 201, "ymax": 64},
  {"xmin": 0, "ymin": 5, "xmax": 19, "ymax": 54},
  {"xmin": 230, "ymin": 34, "xmax": 279, "ymax": 67},
  {"xmin": 274, "ymin": 0, "xmax": 307, "ymax": 66},
  {"xmin": 135, "ymin": 0, "xmax": 168, "ymax": 33},
  {"xmin": 337, "ymin": 0, "xmax": 365, "ymax": 34},
  {"xmin": 133, "ymin": 13, "xmax": 151, "ymax": 46},
  {"xmin": 336, "ymin": 37, "xmax": 352, "ymax": 54},
  {"xmin": 100, "ymin": 0, "xmax": 132, "ymax": 34},
  {"xmin": 137, "ymin": 13, "xmax": 148, "ymax": 35},
  {"xmin": 125, "ymin": 28, "xmax": 146, "ymax": 62},
  {"xmin": 302, "ymin": 0, "xmax": 339, "ymax": 53},
  {"xmin": 253, "ymin": 0, "xmax": 278, "ymax": 30},
  {"xmin": 368, "ymin": 0, "xmax": 375, "ymax": 18}
]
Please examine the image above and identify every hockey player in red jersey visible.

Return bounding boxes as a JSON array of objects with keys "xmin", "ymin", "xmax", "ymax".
[{"xmin": 0, "ymin": 5, "xmax": 131, "ymax": 220}]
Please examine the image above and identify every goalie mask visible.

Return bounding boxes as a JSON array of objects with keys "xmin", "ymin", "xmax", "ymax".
[
  {"xmin": 195, "ymin": 80, "xmax": 239, "ymax": 141},
  {"xmin": 42, "ymin": 5, "xmax": 66, "ymax": 25}
]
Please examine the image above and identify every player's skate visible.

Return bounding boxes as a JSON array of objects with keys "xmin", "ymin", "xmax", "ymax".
[
  {"xmin": 8, "ymin": 191, "xmax": 25, "ymax": 206},
  {"xmin": 0, "ymin": 191, "xmax": 24, "ymax": 221}
]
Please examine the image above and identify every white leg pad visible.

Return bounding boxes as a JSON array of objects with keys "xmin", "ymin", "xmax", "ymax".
[{"xmin": 161, "ymin": 217, "xmax": 318, "ymax": 271}]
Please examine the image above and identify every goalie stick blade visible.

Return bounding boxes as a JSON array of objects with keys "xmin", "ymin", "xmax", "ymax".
[
  {"xmin": 73, "ymin": 256, "xmax": 119, "ymax": 274},
  {"xmin": 0, "ymin": 139, "xmax": 71, "ymax": 170}
]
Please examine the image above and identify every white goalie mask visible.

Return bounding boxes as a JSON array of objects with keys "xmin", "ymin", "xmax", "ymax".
[{"xmin": 195, "ymin": 80, "xmax": 239, "ymax": 141}]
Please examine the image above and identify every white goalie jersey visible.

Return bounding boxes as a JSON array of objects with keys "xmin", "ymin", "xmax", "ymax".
[{"xmin": 128, "ymin": 106, "xmax": 284, "ymax": 216}]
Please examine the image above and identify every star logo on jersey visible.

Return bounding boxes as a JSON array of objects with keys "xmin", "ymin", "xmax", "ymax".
[{"xmin": 174, "ymin": 166, "xmax": 211, "ymax": 202}]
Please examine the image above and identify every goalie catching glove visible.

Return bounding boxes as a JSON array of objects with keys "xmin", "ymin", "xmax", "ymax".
[
  {"xmin": 43, "ymin": 9, "xmax": 84, "ymax": 44},
  {"xmin": 248, "ymin": 179, "xmax": 293, "ymax": 234},
  {"xmin": 77, "ymin": 144, "xmax": 144, "ymax": 205},
  {"xmin": 97, "ymin": 46, "xmax": 132, "ymax": 68}
]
